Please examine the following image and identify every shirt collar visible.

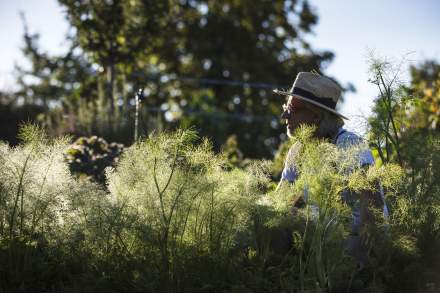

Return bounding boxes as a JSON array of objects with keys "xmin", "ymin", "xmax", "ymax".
[{"xmin": 333, "ymin": 127, "xmax": 346, "ymax": 144}]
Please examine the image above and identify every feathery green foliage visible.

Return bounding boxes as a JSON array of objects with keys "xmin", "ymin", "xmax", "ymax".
[
  {"xmin": 366, "ymin": 56, "xmax": 440, "ymax": 291},
  {"xmin": 0, "ymin": 124, "xmax": 107, "ymax": 291},
  {"xmin": 106, "ymin": 128, "xmax": 271, "ymax": 291},
  {"xmin": 0, "ymin": 121, "xmax": 435, "ymax": 292},
  {"xmin": 258, "ymin": 125, "xmax": 403, "ymax": 292},
  {"xmin": 0, "ymin": 124, "xmax": 72, "ymax": 239}
]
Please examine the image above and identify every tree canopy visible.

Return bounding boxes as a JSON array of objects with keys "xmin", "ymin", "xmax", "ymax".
[{"xmin": 10, "ymin": 0, "xmax": 336, "ymax": 158}]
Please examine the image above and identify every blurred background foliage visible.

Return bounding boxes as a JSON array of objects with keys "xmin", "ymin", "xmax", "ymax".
[
  {"xmin": 65, "ymin": 136, "xmax": 124, "ymax": 183},
  {"xmin": 1, "ymin": 0, "xmax": 339, "ymax": 159}
]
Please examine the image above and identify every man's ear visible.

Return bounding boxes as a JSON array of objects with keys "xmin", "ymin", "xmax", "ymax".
[
  {"xmin": 313, "ymin": 113, "xmax": 322, "ymax": 124},
  {"xmin": 306, "ymin": 105, "xmax": 322, "ymax": 125}
]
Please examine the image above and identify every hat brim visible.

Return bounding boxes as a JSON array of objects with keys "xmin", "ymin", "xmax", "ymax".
[{"xmin": 273, "ymin": 89, "xmax": 349, "ymax": 120}]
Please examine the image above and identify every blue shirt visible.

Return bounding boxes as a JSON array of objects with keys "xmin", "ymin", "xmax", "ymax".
[{"xmin": 281, "ymin": 128, "xmax": 389, "ymax": 230}]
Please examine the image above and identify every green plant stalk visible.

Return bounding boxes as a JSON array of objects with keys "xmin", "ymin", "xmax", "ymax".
[
  {"xmin": 104, "ymin": 201, "xmax": 127, "ymax": 254},
  {"xmin": 30, "ymin": 152, "xmax": 54, "ymax": 235},
  {"xmin": 19, "ymin": 189, "xmax": 24, "ymax": 236},
  {"xmin": 192, "ymin": 197, "xmax": 204, "ymax": 250},
  {"xmin": 377, "ymin": 70, "xmax": 403, "ymax": 166},
  {"xmin": 381, "ymin": 75, "xmax": 402, "ymax": 160},
  {"xmin": 0, "ymin": 184, "xmax": 5, "ymax": 235},
  {"xmin": 30, "ymin": 200, "xmax": 50, "ymax": 236},
  {"xmin": 152, "ymin": 144, "xmax": 184, "ymax": 292},
  {"xmin": 305, "ymin": 207, "xmax": 325, "ymax": 290},
  {"xmin": 214, "ymin": 204, "xmax": 236, "ymax": 254},
  {"xmin": 316, "ymin": 203, "xmax": 331, "ymax": 289},
  {"xmin": 299, "ymin": 205, "xmax": 310, "ymax": 293},
  {"xmin": 209, "ymin": 188, "xmax": 214, "ymax": 253},
  {"xmin": 374, "ymin": 139, "xmax": 386, "ymax": 163},
  {"xmin": 9, "ymin": 148, "xmax": 33, "ymax": 239},
  {"xmin": 303, "ymin": 184, "xmax": 338, "ymax": 291},
  {"xmin": 166, "ymin": 182, "xmax": 187, "ymax": 262},
  {"xmin": 178, "ymin": 189, "xmax": 204, "ymax": 248}
]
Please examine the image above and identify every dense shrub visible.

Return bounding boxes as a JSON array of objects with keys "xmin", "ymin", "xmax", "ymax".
[
  {"xmin": 366, "ymin": 56, "xmax": 440, "ymax": 292},
  {"xmin": 65, "ymin": 136, "xmax": 124, "ymax": 183},
  {"xmin": 105, "ymin": 129, "xmax": 272, "ymax": 291},
  {"xmin": 0, "ymin": 124, "xmax": 431, "ymax": 293},
  {"xmin": 268, "ymin": 126, "xmax": 403, "ymax": 292},
  {"xmin": 0, "ymin": 125, "xmax": 106, "ymax": 292}
]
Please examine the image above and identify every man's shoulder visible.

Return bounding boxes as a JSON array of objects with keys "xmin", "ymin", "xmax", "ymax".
[
  {"xmin": 335, "ymin": 128, "xmax": 374, "ymax": 167},
  {"xmin": 335, "ymin": 129, "xmax": 364, "ymax": 148}
]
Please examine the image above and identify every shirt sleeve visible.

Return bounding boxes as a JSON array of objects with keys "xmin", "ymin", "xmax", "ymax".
[
  {"xmin": 281, "ymin": 165, "xmax": 297, "ymax": 182},
  {"xmin": 337, "ymin": 131, "xmax": 390, "ymax": 225},
  {"xmin": 359, "ymin": 149, "xmax": 375, "ymax": 167},
  {"xmin": 336, "ymin": 131, "xmax": 375, "ymax": 168},
  {"xmin": 280, "ymin": 141, "xmax": 302, "ymax": 183}
]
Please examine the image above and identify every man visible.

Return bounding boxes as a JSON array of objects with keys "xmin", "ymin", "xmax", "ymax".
[{"xmin": 273, "ymin": 72, "xmax": 388, "ymax": 266}]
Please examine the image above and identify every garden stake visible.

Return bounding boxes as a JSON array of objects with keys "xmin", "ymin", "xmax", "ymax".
[{"xmin": 134, "ymin": 88, "xmax": 145, "ymax": 142}]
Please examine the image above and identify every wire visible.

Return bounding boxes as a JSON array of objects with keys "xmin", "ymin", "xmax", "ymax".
[{"xmin": 132, "ymin": 71, "xmax": 288, "ymax": 90}]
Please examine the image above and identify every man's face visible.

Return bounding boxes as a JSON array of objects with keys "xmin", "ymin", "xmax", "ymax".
[{"xmin": 281, "ymin": 96, "xmax": 319, "ymax": 137}]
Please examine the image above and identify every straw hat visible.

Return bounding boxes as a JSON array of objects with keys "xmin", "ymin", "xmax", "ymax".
[{"xmin": 273, "ymin": 72, "xmax": 348, "ymax": 120}]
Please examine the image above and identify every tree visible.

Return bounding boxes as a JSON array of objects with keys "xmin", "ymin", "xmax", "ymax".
[
  {"xmin": 14, "ymin": 0, "xmax": 339, "ymax": 158},
  {"xmin": 58, "ymin": 0, "xmax": 171, "ymax": 122},
  {"xmin": 14, "ymin": 15, "xmax": 104, "ymax": 138},
  {"xmin": 154, "ymin": 0, "xmax": 336, "ymax": 157},
  {"xmin": 406, "ymin": 60, "xmax": 440, "ymax": 129}
]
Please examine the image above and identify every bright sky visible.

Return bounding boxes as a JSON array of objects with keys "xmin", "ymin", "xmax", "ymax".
[
  {"xmin": 1, "ymin": 0, "xmax": 439, "ymax": 133},
  {"xmin": 308, "ymin": 0, "xmax": 440, "ymax": 132},
  {"xmin": 0, "ymin": 0, "xmax": 69, "ymax": 91}
]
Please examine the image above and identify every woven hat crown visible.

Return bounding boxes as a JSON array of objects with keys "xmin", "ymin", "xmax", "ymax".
[
  {"xmin": 274, "ymin": 72, "xmax": 347, "ymax": 119},
  {"xmin": 292, "ymin": 72, "xmax": 341, "ymax": 104}
]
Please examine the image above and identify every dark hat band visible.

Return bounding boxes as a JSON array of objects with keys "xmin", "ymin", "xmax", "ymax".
[{"xmin": 292, "ymin": 87, "xmax": 337, "ymax": 109}]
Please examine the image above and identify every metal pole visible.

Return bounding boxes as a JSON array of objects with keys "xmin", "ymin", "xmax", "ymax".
[
  {"xmin": 134, "ymin": 94, "xmax": 139, "ymax": 142},
  {"xmin": 134, "ymin": 88, "xmax": 144, "ymax": 142}
]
